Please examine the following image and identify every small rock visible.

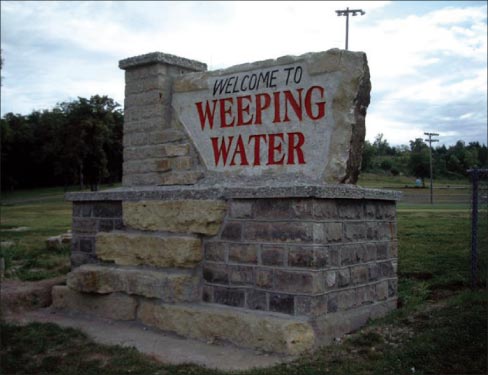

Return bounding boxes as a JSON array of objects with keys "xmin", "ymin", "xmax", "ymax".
[{"xmin": 0, "ymin": 241, "xmax": 15, "ymax": 249}]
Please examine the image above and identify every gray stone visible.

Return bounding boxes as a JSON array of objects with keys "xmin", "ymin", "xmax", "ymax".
[{"xmin": 172, "ymin": 49, "xmax": 370, "ymax": 184}]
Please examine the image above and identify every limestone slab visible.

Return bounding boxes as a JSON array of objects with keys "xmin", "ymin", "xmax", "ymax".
[
  {"xmin": 52, "ymin": 285, "xmax": 137, "ymax": 320},
  {"xmin": 138, "ymin": 301, "xmax": 315, "ymax": 355},
  {"xmin": 96, "ymin": 231, "xmax": 202, "ymax": 268},
  {"xmin": 172, "ymin": 49, "xmax": 370, "ymax": 184},
  {"xmin": 67, "ymin": 264, "xmax": 198, "ymax": 302},
  {"xmin": 123, "ymin": 200, "xmax": 227, "ymax": 235}
]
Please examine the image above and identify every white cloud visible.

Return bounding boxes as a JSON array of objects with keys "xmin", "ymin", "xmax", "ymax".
[{"xmin": 0, "ymin": 1, "xmax": 486, "ymax": 146}]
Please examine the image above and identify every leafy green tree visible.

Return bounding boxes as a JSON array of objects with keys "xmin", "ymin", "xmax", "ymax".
[
  {"xmin": 408, "ymin": 138, "xmax": 430, "ymax": 186},
  {"xmin": 60, "ymin": 95, "xmax": 122, "ymax": 191}
]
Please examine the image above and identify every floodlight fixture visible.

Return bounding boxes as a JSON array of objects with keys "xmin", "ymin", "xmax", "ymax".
[{"xmin": 335, "ymin": 7, "xmax": 365, "ymax": 50}]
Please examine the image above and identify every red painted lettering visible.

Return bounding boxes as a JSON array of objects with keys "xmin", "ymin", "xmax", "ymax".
[
  {"xmin": 195, "ymin": 100, "xmax": 218, "ymax": 130},
  {"xmin": 211, "ymin": 136, "xmax": 233, "ymax": 166},
  {"xmin": 230, "ymin": 135, "xmax": 249, "ymax": 166},
  {"xmin": 305, "ymin": 86, "xmax": 326, "ymax": 120},
  {"xmin": 283, "ymin": 89, "xmax": 303, "ymax": 122},
  {"xmin": 219, "ymin": 98, "xmax": 235, "ymax": 128},
  {"xmin": 267, "ymin": 133, "xmax": 285, "ymax": 165},
  {"xmin": 255, "ymin": 93, "xmax": 271, "ymax": 125},
  {"xmin": 248, "ymin": 134, "xmax": 267, "ymax": 166},
  {"xmin": 287, "ymin": 132, "xmax": 305, "ymax": 164},
  {"xmin": 236, "ymin": 95, "xmax": 254, "ymax": 126}
]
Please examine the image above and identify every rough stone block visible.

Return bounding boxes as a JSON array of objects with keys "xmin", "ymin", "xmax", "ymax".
[
  {"xmin": 388, "ymin": 279, "xmax": 398, "ymax": 297},
  {"xmin": 261, "ymin": 246, "xmax": 285, "ymax": 266},
  {"xmin": 273, "ymin": 270, "xmax": 319, "ymax": 294},
  {"xmin": 70, "ymin": 252, "xmax": 97, "ymax": 268},
  {"xmin": 344, "ymin": 222, "xmax": 366, "ymax": 242},
  {"xmin": 325, "ymin": 271, "xmax": 337, "ymax": 289},
  {"xmin": 355, "ymin": 285, "xmax": 375, "ymax": 306},
  {"xmin": 378, "ymin": 261, "xmax": 395, "ymax": 278},
  {"xmin": 228, "ymin": 244, "xmax": 258, "ymax": 264},
  {"xmin": 255, "ymin": 268, "xmax": 273, "ymax": 289},
  {"xmin": 337, "ymin": 201, "xmax": 363, "ymax": 219},
  {"xmin": 269, "ymin": 293, "xmax": 295, "ymax": 315},
  {"xmin": 158, "ymin": 171, "xmax": 204, "ymax": 185},
  {"xmin": 204, "ymin": 242, "xmax": 227, "ymax": 262},
  {"xmin": 96, "ymin": 232, "xmax": 202, "ymax": 268},
  {"xmin": 242, "ymin": 222, "xmax": 271, "ymax": 242},
  {"xmin": 123, "ymin": 200, "xmax": 227, "ymax": 235},
  {"xmin": 288, "ymin": 248, "xmax": 314, "ymax": 268},
  {"xmin": 246, "ymin": 290, "xmax": 267, "ymax": 311},
  {"xmin": 221, "ymin": 222, "xmax": 242, "ymax": 241},
  {"xmin": 72, "ymin": 218, "xmax": 98, "ymax": 234},
  {"xmin": 376, "ymin": 281, "xmax": 389, "ymax": 301},
  {"xmin": 213, "ymin": 287, "xmax": 245, "ymax": 307},
  {"xmin": 79, "ymin": 237, "xmax": 95, "ymax": 253},
  {"xmin": 137, "ymin": 300, "xmax": 315, "ymax": 355},
  {"xmin": 367, "ymin": 222, "xmax": 395, "ymax": 241},
  {"xmin": 52, "ymin": 286, "xmax": 137, "ymax": 320},
  {"xmin": 337, "ymin": 289, "xmax": 356, "ymax": 310},
  {"xmin": 270, "ymin": 222, "xmax": 313, "ymax": 243},
  {"xmin": 229, "ymin": 265, "xmax": 254, "ymax": 286},
  {"xmin": 73, "ymin": 203, "xmax": 93, "ymax": 218},
  {"xmin": 229, "ymin": 200, "xmax": 253, "ymax": 219},
  {"xmin": 313, "ymin": 200, "xmax": 338, "ymax": 219},
  {"xmin": 67, "ymin": 264, "xmax": 198, "ymax": 302},
  {"xmin": 254, "ymin": 200, "xmax": 291, "ymax": 219},
  {"xmin": 98, "ymin": 219, "xmax": 114, "ymax": 232},
  {"xmin": 295, "ymin": 295, "xmax": 327, "ymax": 317},
  {"xmin": 350, "ymin": 265, "xmax": 369, "ymax": 285},
  {"xmin": 124, "ymin": 144, "xmax": 190, "ymax": 161},
  {"xmin": 291, "ymin": 199, "xmax": 314, "ymax": 219},
  {"xmin": 203, "ymin": 263, "xmax": 229, "ymax": 284},
  {"xmin": 337, "ymin": 268, "xmax": 350, "ymax": 287}
]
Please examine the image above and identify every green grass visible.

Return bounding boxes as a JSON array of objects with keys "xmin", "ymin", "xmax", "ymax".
[
  {"xmin": 1, "ymin": 180, "xmax": 487, "ymax": 374},
  {"xmin": 0, "ymin": 200, "xmax": 72, "ymax": 280}
]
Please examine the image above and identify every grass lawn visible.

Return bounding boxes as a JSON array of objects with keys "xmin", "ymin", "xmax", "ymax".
[{"xmin": 1, "ymin": 182, "xmax": 487, "ymax": 374}]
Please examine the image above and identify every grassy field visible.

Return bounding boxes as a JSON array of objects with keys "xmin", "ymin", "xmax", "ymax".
[{"xmin": 1, "ymin": 179, "xmax": 487, "ymax": 374}]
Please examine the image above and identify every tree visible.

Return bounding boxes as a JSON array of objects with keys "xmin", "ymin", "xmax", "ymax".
[
  {"xmin": 61, "ymin": 95, "xmax": 123, "ymax": 191},
  {"xmin": 408, "ymin": 138, "xmax": 430, "ymax": 186}
]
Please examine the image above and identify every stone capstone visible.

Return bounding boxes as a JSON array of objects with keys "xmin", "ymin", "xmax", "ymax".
[
  {"xmin": 67, "ymin": 264, "xmax": 199, "ymax": 302},
  {"xmin": 52, "ymin": 285, "xmax": 137, "ymax": 320},
  {"xmin": 123, "ymin": 200, "xmax": 227, "ymax": 235},
  {"xmin": 137, "ymin": 300, "xmax": 316, "ymax": 355},
  {"xmin": 96, "ymin": 231, "xmax": 202, "ymax": 268}
]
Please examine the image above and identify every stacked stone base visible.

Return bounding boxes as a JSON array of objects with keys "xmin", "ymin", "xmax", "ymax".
[
  {"xmin": 58, "ymin": 185, "xmax": 399, "ymax": 355},
  {"xmin": 53, "ymin": 285, "xmax": 394, "ymax": 354}
]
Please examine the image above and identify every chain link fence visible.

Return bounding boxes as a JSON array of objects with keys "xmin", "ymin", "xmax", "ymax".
[{"xmin": 468, "ymin": 168, "xmax": 488, "ymax": 288}]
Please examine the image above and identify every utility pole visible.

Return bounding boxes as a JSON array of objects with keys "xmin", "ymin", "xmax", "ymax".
[
  {"xmin": 336, "ymin": 7, "xmax": 365, "ymax": 50},
  {"xmin": 424, "ymin": 132, "xmax": 439, "ymax": 204}
]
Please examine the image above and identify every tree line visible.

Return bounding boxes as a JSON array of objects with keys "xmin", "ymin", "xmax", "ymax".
[
  {"xmin": 362, "ymin": 133, "xmax": 488, "ymax": 183},
  {"xmin": 1, "ymin": 97, "xmax": 487, "ymax": 192},
  {"xmin": 1, "ymin": 95, "xmax": 123, "ymax": 191}
]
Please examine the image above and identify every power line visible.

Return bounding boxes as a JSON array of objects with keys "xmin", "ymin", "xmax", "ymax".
[
  {"xmin": 335, "ymin": 7, "xmax": 365, "ymax": 50},
  {"xmin": 424, "ymin": 132, "xmax": 439, "ymax": 204}
]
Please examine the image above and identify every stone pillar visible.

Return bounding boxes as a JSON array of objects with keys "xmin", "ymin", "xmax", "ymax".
[{"xmin": 119, "ymin": 53, "xmax": 207, "ymax": 186}]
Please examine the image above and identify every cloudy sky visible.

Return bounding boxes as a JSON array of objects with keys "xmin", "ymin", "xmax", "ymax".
[{"xmin": 1, "ymin": 1, "xmax": 486, "ymax": 146}]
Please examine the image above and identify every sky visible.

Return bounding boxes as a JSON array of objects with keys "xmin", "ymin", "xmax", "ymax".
[{"xmin": 1, "ymin": 1, "xmax": 486, "ymax": 146}]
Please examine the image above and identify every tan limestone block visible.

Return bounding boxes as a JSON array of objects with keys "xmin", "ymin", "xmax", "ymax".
[
  {"xmin": 137, "ymin": 301, "xmax": 315, "ymax": 355},
  {"xmin": 96, "ymin": 232, "xmax": 202, "ymax": 268},
  {"xmin": 123, "ymin": 200, "xmax": 227, "ymax": 235},
  {"xmin": 66, "ymin": 264, "xmax": 198, "ymax": 302},
  {"xmin": 52, "ymin": 285, "xmax": 137, "ymax": 320}
]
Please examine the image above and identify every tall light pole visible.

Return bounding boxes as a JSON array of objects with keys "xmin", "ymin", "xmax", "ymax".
[
  {"xmin": 336, "ymin": 7, "xmax": 365, "ymax": 50},
  {"xmin": 424, "ymin": 132, "xmax": 439, "ymax": 204}
]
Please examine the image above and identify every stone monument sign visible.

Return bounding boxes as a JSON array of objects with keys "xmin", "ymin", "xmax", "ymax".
[{"xmin": 54, "ymin": 50, "xmax": 400, "ymax": 356}]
